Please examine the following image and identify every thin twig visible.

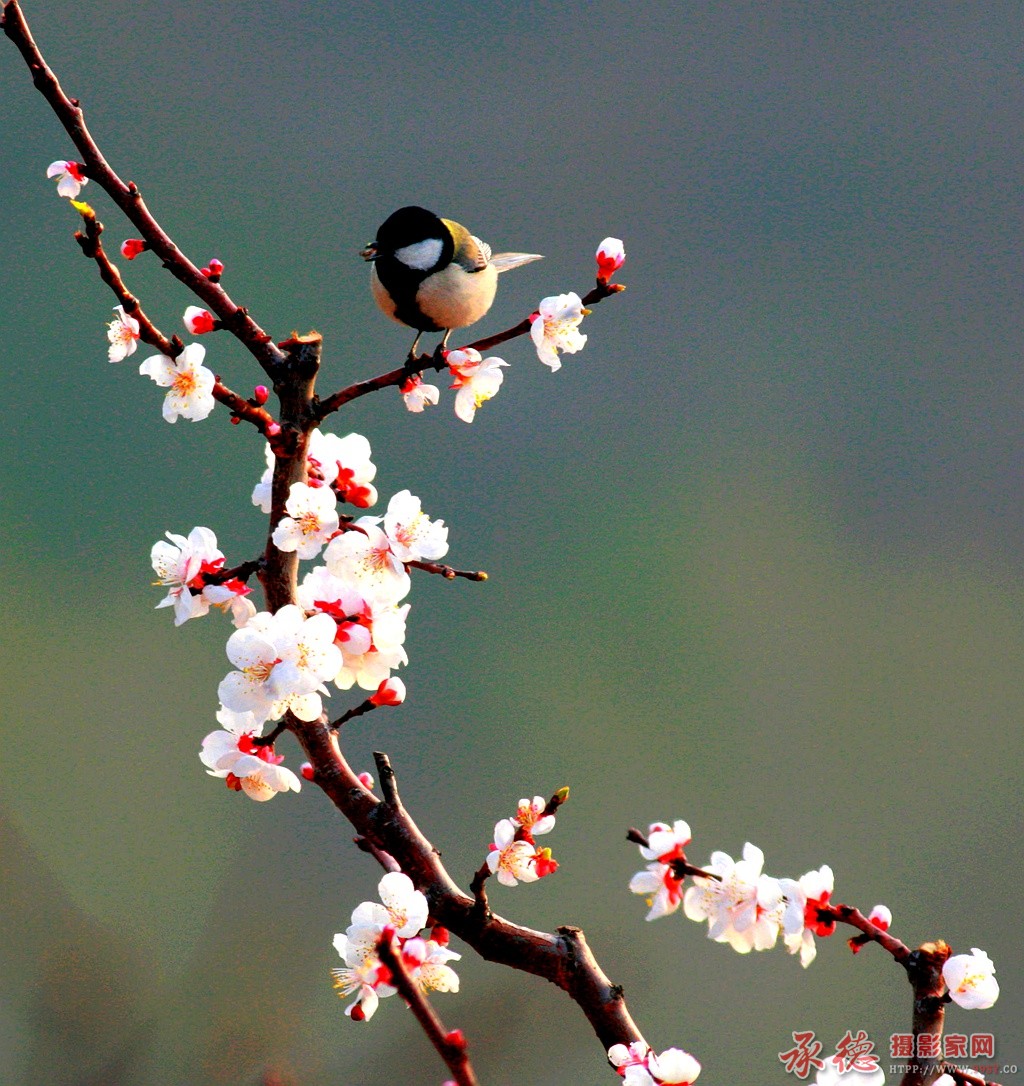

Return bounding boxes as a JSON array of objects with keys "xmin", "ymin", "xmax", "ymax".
[
  {"xmin": 898, "ymin": 941, "xmax": 950, "ymax": 1086},
  {"xmin": 328, "ymin": 698, "xmax": 378, "ymax": 730},
  {"xmin": 830, "ymin": 903, "xmax": 912, "ymax": 964},
  {"xmin": 2, "ymin": 0, "xmax": 285, "ymax": 375},
  {"xmin": 408, "ymin": 559, "xmax": 488, "ymax": 582},
  {"xmin": 376, "ymin": 933, "xmax": 480, "ymax": 1086},
  {"xmin": 70, "ymin": 201, "xmax": 175, "ymax": 356}
]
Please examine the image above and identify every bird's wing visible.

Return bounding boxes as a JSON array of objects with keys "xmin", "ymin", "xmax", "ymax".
[
  {"xmin": 470, "ymin": 235, "xmax": 493, "ymax": 265},
  {"xmin": 490, "ymin": 252, "xmax": 544, "ymax": 273},
  {"xmin": 443, "ymin": 220, "xmax": 492, "ymax": 272}
]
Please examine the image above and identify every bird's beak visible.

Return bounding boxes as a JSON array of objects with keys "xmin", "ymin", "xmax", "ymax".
[{"xmin": 360, "ymin": 242, "xmax": 378, "ymax": 261}]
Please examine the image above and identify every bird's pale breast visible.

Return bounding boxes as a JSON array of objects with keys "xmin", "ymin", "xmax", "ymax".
[{"xmin": 415, "ymin": 262, "xmax": 498, "ymax": 330}]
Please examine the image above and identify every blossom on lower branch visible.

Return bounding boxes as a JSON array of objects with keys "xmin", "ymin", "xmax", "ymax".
[
  {"xmin": 942, "ymin": 947, "xmax": 999, "ymax": 1009},
  {"xmin": 47, "ymin": 159, "xmax": 87, "ymax": 198},
  {"xmin": 486, "ymin": 795, "xmax": 562, "ymax": 886},
  {"xmin": 628, "ymin": 820, "xmax": 692, "ymax": 920},
  {"xmin": 331, "ymin": 873, "xmax": 460, "ymax": 1021},
  {"xmin": 629, "ymin": 821, "xmax": 836, "ymax": 964},
  {"xmin": 200, "ymin": 707, "xmax": 301, "ymax": 801},
  {"xmin": 487, "ymin": 819, "xmax": 542, "ymax": 886},
  {"xmin": 608, "ymin": 1043, "xmax": 701, "ymax": 1086}
]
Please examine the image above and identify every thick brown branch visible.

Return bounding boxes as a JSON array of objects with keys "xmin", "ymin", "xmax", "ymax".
[
  {"xmin": 899, "ymin": 941, "xmax": 951, "ymax": 1086},
  {"xmin": 2, "ymin": 0, "xmax": 284, "ymax": 375},
  {"xmin": 258, "ymin": 333, "xmax": 323, "ymax": 609},
  {"xmin": 288, "ymin": 732, "xmax": 647, "ymax": 1055},
  {"xmin": 213, "ymin": 379, "xmax": 281, "ymax": 438}
]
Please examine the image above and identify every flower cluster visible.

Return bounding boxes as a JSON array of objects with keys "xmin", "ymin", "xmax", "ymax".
[
  {"xmin": 253, "ymin": 430, "xmax": 379, "ymax": 513},
  {"xmin": 102, "ymin": 303, "xmax": 222, "ymax": 422},
  {"xmin": 185, "ymin": 436, "xmax": 446, "ymax": 797},
  {"xmin": 150, "ymin": 526, "xmax": 253, "ymax": 627},
  {"xmin": 486, "ymin": 795, "xmax": 561, "ymax": 887},
  {"xmin": 630, "ymin": 821, "xmax": 871, "ymax": 967},
  {"xmin": 630, "ymin": 821, "xmax": 1001, "ymax": 1007},
  {"xmin": 199, "ymin": 707, "xmax": 301, "ymax": 801},
  {"xmin": 331, "ymin": 872, "xmax": 460, "ymax": 1022},
  {"xmin": 608, "ymin": 1042, "xmax": 701, "ymax": 1086},
  {"xmin": 218, "ymin": 604, "xmax": 342, "ymax": 723},
  {"xmin": 400, "ymin": 347, "xmax": 510, "ymax": 422}
]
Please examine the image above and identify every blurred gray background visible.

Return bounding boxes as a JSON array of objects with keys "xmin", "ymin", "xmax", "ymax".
[{"xmin": 1, "ymin": 2, "xmax": 1021, "ymax": 1084}]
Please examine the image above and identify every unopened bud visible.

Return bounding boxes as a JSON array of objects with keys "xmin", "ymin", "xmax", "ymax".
[
  {"xmin": 443, "ymin": 1029, "xmax": 467, "ymax": 1051},
  {"xmin": 121, "ymin": 238, "xmax": 147, "ymax": 260},
  {"xmin": 370, "ymin": 676, "xmax": 406, "ymax": 706},
  {"xmin": 595, "ymin": 237, "xmax": 625, "ymax": 284},
  {"xmin": 300, "ymin": 762, "xmax": 314, "ymax": 781},
  {"xmin": 184, "ymin": 306, "xmax": 216, "ymax": 335},
  {"xmin": 252, "ymin": 385, "xmax": 269, "ymax": 405}
]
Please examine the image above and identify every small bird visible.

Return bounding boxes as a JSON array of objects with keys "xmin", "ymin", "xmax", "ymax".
[{"xmin": 361, "ymin": 206, "xmax": 542, "ymax": 357}]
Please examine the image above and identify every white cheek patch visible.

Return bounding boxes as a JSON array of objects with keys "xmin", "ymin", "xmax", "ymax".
[{"xmin": 394, "ymin": 237, "xmax": 444, "ymax": 270}]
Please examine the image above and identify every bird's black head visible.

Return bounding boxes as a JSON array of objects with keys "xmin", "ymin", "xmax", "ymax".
[{"xmin": 369, "ymin": 205, "xmax": 454, "ymax": 269}]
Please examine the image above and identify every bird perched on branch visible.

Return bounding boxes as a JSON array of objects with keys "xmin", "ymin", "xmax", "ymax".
[{"xmin": 361, "ymin": 206, "xmax": 542, "ymax": 358}]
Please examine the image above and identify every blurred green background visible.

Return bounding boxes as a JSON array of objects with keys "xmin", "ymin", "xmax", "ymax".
[{"xmin": 1, "ymin": 2, "xmax": 1021, "ymax": 1084}]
